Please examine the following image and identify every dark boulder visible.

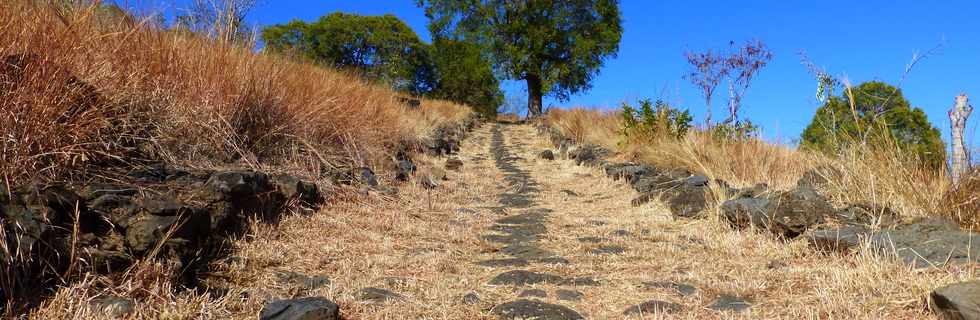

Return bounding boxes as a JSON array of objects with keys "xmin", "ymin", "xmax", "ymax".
[
  {"xmin": 804, "ymin": 225, "xmax": 870, "ymax": 252},
  {"xmin": 660, "ymin": 184, "xmax": 710, "ymax": 219},
  {"xmin": 445, "ymin": 158, "xmax": 464, "ymax": 171},
  {"xmin": 869, "ymin": 217, "xmax": 980, "ymax": 268},
  {"xmin": 930, "ymin": 281, "xmax": 980, "ymax": 320},
  {"xmin": 491, "ymin": 299, "xmax": 584, "ymax": 320},
  {"xmin": 260, "ymin": 297, "xmax": 340, "ymax": 320},
  {"xmin": 568, "ymin": 144, "xmax": 609, "ymax": 166},
  {"xmin": 394, "ymin": 159, "xmax": 416, "ymax": 182},
  {"xmin": 721, "ymin": 187, "xmax": 833, "ymax": 238},
  {"xmin": 539, "ymin": 150, "xmax": 555, "ymax": 160}
]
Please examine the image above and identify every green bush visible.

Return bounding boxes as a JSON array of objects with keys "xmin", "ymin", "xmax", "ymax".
[
  {"xmin": 621, "ymin": 99, "xmax": 693, "ymax": 140},
  {"xmin": 801, "ymin": 81, "xmax": 945, "ymax": 169},
  {"xmin": 711, "ymin": 120, "xmax": 761, "ymax": 141}
]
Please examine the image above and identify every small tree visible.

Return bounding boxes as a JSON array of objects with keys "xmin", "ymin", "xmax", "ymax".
[
  {"xmin": 176, "ymin": 0, "xmax": 257, "ymax": 42},
  {"xmin": 723, "ymin": 39, "xmax": 773, "ymax": 124},
  {"xmin": 685, "ymin": 39, "xmax": 772, "ymax": 126},
  {"xmin": 684, "ymin": 49, "xmax": 728, "ymax": 126}
]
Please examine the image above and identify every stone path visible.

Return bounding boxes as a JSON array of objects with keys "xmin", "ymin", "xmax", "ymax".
[
  {"xmin": 472, "ymin": 124, "xmax": 706, "ymax": 319},
  {"xmin": 234, "ymin": 122, "xmax": 940, "ymax": 319}
]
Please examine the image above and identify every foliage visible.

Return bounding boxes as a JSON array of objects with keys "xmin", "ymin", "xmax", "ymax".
[
  {"xmin": 801, "ymin": 81, "xmax": 946, "ymax": 169},
  {"xmin": 261, "ymin": 12, "xmax": 435, "ymax": 94},
  {"xmin": 427, "ymin": 37, "xmax": 503, "ymax": 118},
  {"xmin": 620, "ymin": 99, "xmax": 693, "ymax": 140},
  {"xmin": 418, "ymin": 0, "xmax": 623, "ymax": 116},
  {"xmin": 711, "ymin": 120, "xmax": 761, "ymax": 141}
]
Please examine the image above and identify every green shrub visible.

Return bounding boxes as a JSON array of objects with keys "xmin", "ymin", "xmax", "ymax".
[
  {"xmin": 621, "ymin": 99, "xmax": 693, "ymax": 140},
  {"xmin": 800, "ymin": 81, "xmax": 945, "ymax": 169},
  {"xmin": 711, "ymin": 120, "xmax": 761, "ymax": 141}
]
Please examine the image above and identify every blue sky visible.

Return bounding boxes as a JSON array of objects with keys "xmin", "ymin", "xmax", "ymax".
[{"xmin": 154, "ymin": 0, "xmax": 979, "ymax": 145}]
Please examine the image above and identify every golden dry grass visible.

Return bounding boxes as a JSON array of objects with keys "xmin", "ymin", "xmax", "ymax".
[
  {"xmin": 27, "ymin": 123, "xmax": 974, "ymax": 319},
  {"xmin": 544, "ymin": 108, "xmax": 952, "ymax": 221},
  {"xmin": 0, "ymin": 1, "xmax": 471, "ymax": 185}
]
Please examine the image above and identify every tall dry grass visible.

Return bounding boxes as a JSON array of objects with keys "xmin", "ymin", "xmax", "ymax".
[
  {"xmin": 544, "ymin": 107, "xmax": 952, "ymax": 222},
  {"xmin": 0, "ymin": 1, "xmax": 471, "ymax": 185}
]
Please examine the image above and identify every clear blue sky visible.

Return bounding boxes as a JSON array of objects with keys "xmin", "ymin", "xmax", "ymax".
[{"xmin": 155, "ymin": 0, "xmax": 980, "ymax": 146}]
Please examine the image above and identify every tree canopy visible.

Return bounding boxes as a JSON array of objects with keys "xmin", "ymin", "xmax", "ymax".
[
  {"xmin": 428, "ymin": 38, "xmax": 503, "ymax": 118},
  {"xmin": 418, "ymin": 0, "xmax": 623, "ymax": 117},
  {"xmin": 801, "ymin": 81, "xmax": 945, "ymax": 168},
  {"xmin": 261, "ymin": 12, "xmax": 435, "ymax": 94}
]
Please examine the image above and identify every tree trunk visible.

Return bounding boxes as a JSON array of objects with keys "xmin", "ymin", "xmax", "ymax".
[
  {"xmin": 526, "ymin": 74, "xmax": 543, "ymax": 118},
  {"xmin": 949, "ymin": 93, "xmax": 973, "ymax": 185}
]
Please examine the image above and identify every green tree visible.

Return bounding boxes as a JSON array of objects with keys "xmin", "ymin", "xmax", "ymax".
[
  {"xmin": 261, "ymin": 12, "xmax": 435, "ymax": 94},
  {"xmin": 418, "ymin": 0, "xmax": 623, "ymax": 117},
  {"xmin": 428, "ymin": 38, "xmax": 504, "ymax": 118},
  {"xmin": 801, "ymin": 81, "xmax": 945, "ymax": 168}
]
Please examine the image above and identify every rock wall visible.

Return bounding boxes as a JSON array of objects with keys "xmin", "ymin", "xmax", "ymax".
[{"xmin": 0, "ymin": 163, "xmax": 324, "ymax": 309}]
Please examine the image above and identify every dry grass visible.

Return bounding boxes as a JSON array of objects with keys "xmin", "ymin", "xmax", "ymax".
[
  {"xmin": 0, "ymin": 1, "xmax": 471, "ymax": 185},
  {"xmin": 544, "ymin": 108, "xmax": 953, "ymax": 221},
  {"xmin": 26, "ymin": 123, "xmax": 971, "ymax": 319}
]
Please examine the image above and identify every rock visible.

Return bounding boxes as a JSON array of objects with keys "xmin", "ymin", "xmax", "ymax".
[
  {"xmin": 555, "ymin": 289, "xmax": 583, "ymax": 301},
  {"xmin": 590, "ymin": 245, "xmax": 626, "ymax": 255},
  {"xmin": 622, "ymin": 300, "xmax": 682, "ymax": 315},
  {"xmin": 125, "ymin": 215, "xmax": 179, "ymax": 254},
  {"xmin": 869, "ymin": 217, "xmax": 980, "ymax": 268},
  {"xmin": 475, "ymin": 258, "xmax": 530, "ymax": 268},
  {"xmin": 804, "ymin": 225, "xmax": 870, "ymax": 252},
  {"xmin": 660, "ymin": 184, "xmax": 709, "ymax": 219},
  {"xmin": 492, "ymin": 299, "xmax": 584, "ymax": 320},
  {"xmin": 605, "ymin": 163, "xmax": 659, "ymax": 182},
  {"xmin": 445, "ymin": 158, "xmax": 464, "ymax": 171},
  {"xmin": 357, "ymin": 287, "xmax": 403, "ymax": 304},
  {"xmin": 612, "ymin": 229, "xmax": 631, "ymax": 237},
  {"xmin": 576, "ymin": 236, "xmax": 605, "ymax": 243},
  {"xmin": 568, "ymin": 144, "xmax": 609, "ymax": 166},
  {"xmin": 259, "ymin": 297, "xmax": 340, "ymax": 320},
  {"xmin": 355, "ymin": 167, "xmax": 379, "ymax": 187},
  {"xmin": 272, "ymin": 175, "xmax": 321, "ymax": 205},
  {"xmin": 834, "ymin": 203, "xmax": 899, "ymax": 227},
  {"xmin": 642, "ymin": 281, "xmax": 698, "ymax": 296},
  {"xmin": 708, "ymin": 295, "xmax": 751, "ymax": 312},
  {"xmin": 489, "ymin": 270, "xmax": 565, "ymax": 286},
  {"xmin": 357, "ymin": 287, "xmax": 404, "ymax": 303},
  {"xmin": 539, "ymin": 150, "xmax": 555, "ymax": 160},
  {"xmin": 90, "ymin": 296, "xmax": 135, "ymax": 318},
  {"xmin": 462, "ymin": 292, "xmax": 481, "ymax": 304},
  {"xmin": 721, "ymin": 187, "xmax": 833, "ymax": 238},
  {"xmin": 519, "ymin": 289, "xmax": 548, "ymax": 298},
  {"xmin": 685, "ymin": 175, "xmax": 709, "ymax": 187},
  {"xmin": 274, "ymin": 271, "xmax": 330, "ymax": 290},
  {"xmin": 930, "ymin": 281, "xmax": 980, "ymax": 320}
]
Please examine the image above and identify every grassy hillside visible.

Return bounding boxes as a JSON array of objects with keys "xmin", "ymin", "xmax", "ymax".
[
  {"xmin": 0, "ymin": 1, "xmax": 471, "ymax": 186},
  {"xmin": 544, "ymin": 108, "xmax": 975, "ymax": 227}
]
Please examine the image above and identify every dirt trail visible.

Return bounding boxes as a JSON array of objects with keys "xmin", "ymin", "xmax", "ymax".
[{"xmin": 221, "ymin": 122, "xmax": 932, "ymax": 319}]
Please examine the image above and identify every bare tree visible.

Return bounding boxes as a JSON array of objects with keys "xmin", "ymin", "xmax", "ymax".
[
  {"xmin": 723, "ymin": 39, "xmax": 773, "ymax": 124},
  {"xmin": 950, "ymin": 93, "xmax": 973, "ymax": 184},
  {"xmin": 177, "ymin": 0, "xmax": 257, "ymax": 42},
  {"xmin": 684, "ymin": 49, "xmax": 729, "ymax": 126}
]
